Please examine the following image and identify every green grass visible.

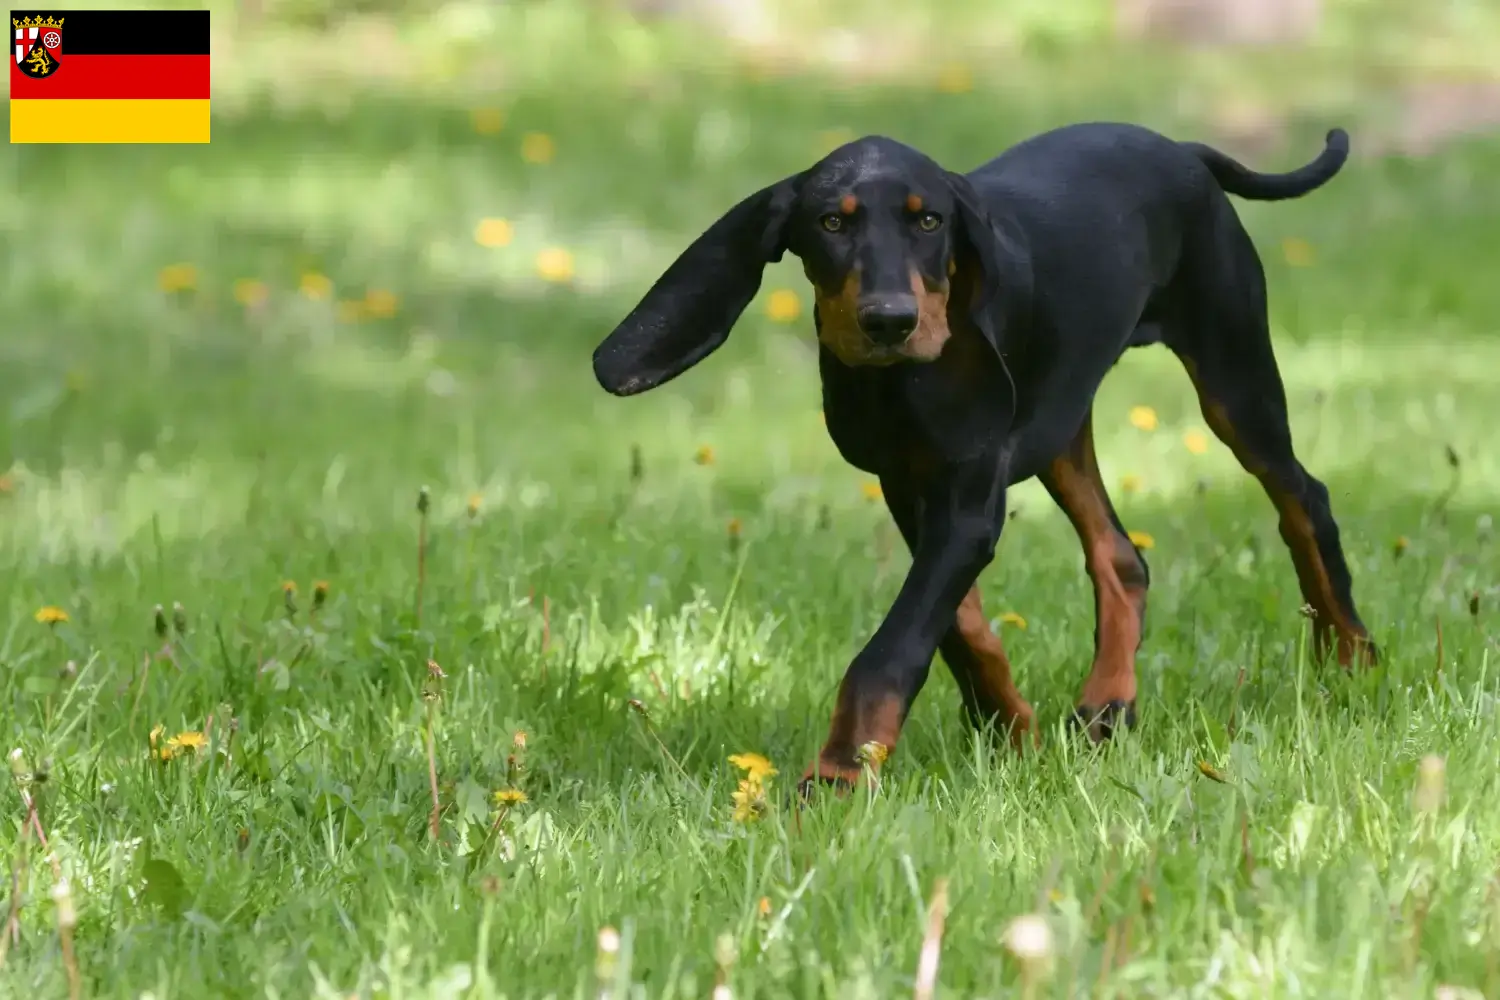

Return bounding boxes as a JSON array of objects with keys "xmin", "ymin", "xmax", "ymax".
[{"xmin": 3, "ymin": 7, "xmax": 1500, "ymax": 998}]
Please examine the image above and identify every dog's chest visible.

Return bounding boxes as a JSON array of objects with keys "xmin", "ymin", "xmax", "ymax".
[{"xmin": 819, "ymin": 345, "xmax": 1012, "ymax": 477}]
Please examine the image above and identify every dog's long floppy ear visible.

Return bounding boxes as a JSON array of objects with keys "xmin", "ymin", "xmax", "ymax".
[
  {"xmin": 945, "ymin": 171, "xmax": 1030, "ymax": 358},
  {"xmin": 593, "ymin": 175, "xmax": 802, "ymax": 397}
]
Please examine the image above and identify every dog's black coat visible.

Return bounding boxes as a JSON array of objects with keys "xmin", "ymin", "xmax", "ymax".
[{"xmin": 594, "ymin": 122, "xmax": 1374, "ymax": 787}]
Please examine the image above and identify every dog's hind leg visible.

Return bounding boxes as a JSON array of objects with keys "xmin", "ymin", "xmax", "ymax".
[
  {"xmin": 944, "ymin": 588, "xmax": 1038, "ymax": 750},
  {"xmin": 1039, "ymin": 409, "xmax": 1151, "ymax": 742},
  {"xmin": 1168, "ymin": 202, "xmax": 1375, "ymax": 667}
]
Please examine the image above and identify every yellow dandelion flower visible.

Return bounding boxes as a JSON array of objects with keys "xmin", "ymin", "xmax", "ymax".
[
  {"xmin": 148, "ymin": 724, "xmax": 171, "ymax": 760},
  {"xmin": 467, "ymin": 493, "xmax": 483, "ymax": 517},
  {"xmin": 471, "ymin": 107, "xmax": 505, "ymax": 135},
  {"xmin": 1182, "ymin": 430, "xmax": 1210, "ymax": 455},
  {"xmin": 312, "ymin": 581, "xmax": 330, "ymax": 610},
  {"xmin": 765, "ymin": 289, "xmax": 802, "ymax": 323},
  {"xmin": 233, "ymin": 278, "xmax": 269, "ymax": 308},
  {"xmin": 520, "ymin": 132, "xmax": 555, "ymax": 164},
  {"xmin": 861, "ymin": 482, "xmax": 883, "ymax": 502},
  {"xmin": 1393, "ymin": 536, "xmax": 1409, "ymax": 557},
  {"xmin": 1281, "ymin": 237, "xmax": 1315, "ymax": 268},
  {"xmin": 936, "ymin": 63, "xmax": 973, "ymax": 94},
  {"xmin": 167, "ymin": 731, "xmax": 207, "ymax": 753},
  {"xmin": 731, "ymin": 778, "xmax": 768, "ymax": 823},
  {"xmin": 856, "ymin": 741, "xmax": 889, "ymax": 766},
  {"xmin": 300, "ymin": 272, "xmax": 333, "ymax": 301},
  {"xmin": 728, "ymin": 753, "xmax": 778, "ymax": 780},
  {"xmin": 474, "ymin": 217, "xmax": 513, "ymax": 248},
  {"xmin": 34, "ymin": 606, "xmax": 69, "ymax": 625},
  {"xmin": 363, "ymin": 288, "xmax": 399, "ymax": 319},
  {"xmin": 1128, "ymin": 406, "xmax": 1158, "ymax": 431},
  {"xmin": 512, "ymin": 730, "xmax": 527, "ymax": 749},
  {"xmin": 727, "ymin": 517, "xmax": 743, "ymax": 539},
  {"xmin": 694, "ymin": 445, "xmax": 716, "ymax": 466},
  {"xmin": 336, "ymin": 300, "xmax": 367, "ymax": 324},
  {"xmin": 493, "ymin": 788, "xmax": 529, "ymax": 805},
  {"xmin": 157, "ymin": 263, "xmax": 198, "ymax": 294},
  {"xmin": 1128, "ymin": 530, "xmax": 1155, "ymax": 550},
  {"xmin": 281, "ymin": 580, "xmax": 297, "ymax": 595},
  {"xmin": 1120, "ymin": 474, "xmax": 1142, "ymax": 495},
  {"xmin": 1196, "ymin": 760, "xmax": 1228, "ymax": 783},
  {"xmin": 998, "ymin": 611, "xmax": 1027, "ymax": 630},
  {"xmin": 757, "ymin": 896, "xmax": 772, "ymax": 917},
  {"xmin": 535, "ymin": 247, "xmax": 575, "ymax": 284}
]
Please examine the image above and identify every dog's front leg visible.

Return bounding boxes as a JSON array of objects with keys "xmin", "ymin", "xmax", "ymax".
[{"xmin": 803, "ymin": 459, "xmax": 1006, "ymax": 792}]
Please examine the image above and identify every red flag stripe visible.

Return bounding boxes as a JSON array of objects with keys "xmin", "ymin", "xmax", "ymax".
[{"xmin": 10, "ymin": 54, "xmax": 209, "ymax": 100}]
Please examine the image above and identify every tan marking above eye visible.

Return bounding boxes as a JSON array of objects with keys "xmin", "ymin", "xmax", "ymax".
[
  {"xmin": 839, "ymin": 194, "xmax": 858, "ymax": 214},
  {"xmin": 906, "ymin": 194, "xmax": 923, "ymax": 212}
]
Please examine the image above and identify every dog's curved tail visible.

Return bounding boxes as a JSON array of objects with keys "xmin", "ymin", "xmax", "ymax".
[{"xmin": 1184, "ymin": 128, "xmax": 1350, "ymax": 201}]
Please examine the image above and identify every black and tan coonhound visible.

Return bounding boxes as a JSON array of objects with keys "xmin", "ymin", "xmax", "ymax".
[{"xmin": 592, "ymin": 120, "xmax": 1377, "ymax": 791}]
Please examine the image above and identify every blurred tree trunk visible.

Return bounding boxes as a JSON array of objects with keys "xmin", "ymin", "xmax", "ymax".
[{"xmin": 1115, "ymin": 0, "xmax": 1322, "ymax": 45}]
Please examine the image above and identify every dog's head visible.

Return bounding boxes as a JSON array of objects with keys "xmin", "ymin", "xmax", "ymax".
[{"xmin": 592, "ymin": 136, "xmax": 1014, "ymax": 397}]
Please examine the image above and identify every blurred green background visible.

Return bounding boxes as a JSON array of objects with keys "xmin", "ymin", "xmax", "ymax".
[{"xmin": 5, "ymin": 0, "xmax": 1499, "ymax": 556}]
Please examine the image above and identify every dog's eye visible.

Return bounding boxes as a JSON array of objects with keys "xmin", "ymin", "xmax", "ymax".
[
  {"xmin": 820, "ymin": 214, "xmax": 845, "ymax": 233},
  {"xmin": 916, "ymin": 212, "xmax": 943, "ymax": 232}
]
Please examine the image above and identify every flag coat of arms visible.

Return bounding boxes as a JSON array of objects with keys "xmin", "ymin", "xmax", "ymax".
[
  {"xmin": 14, "ymin": 13, "xmax": 63, "ymax": 78},
  {"xmin": 10, "ymin": 8, "xmax": 210, "ymax": 143}
]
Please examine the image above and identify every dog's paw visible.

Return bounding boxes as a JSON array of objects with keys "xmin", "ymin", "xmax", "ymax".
[
  {"xmin": 797, "ymin": 747, "xmax": 884, "ymax": 801},
  {"xmin": 1330, "ymin": 631, "xmax": 1379, "ymax": 670},
  {"xmin": 796, "ymin": 766, "xmax": 860, "ymax": 802},
  {"xmin": 1071, "ymin": 699, "xmax": 1136, "ymax": 744}
]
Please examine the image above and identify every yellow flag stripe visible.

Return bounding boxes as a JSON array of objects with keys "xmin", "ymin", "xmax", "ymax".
[{"xmin": 10, "ymin": 99, "xmax": 210, "ymax": 144}]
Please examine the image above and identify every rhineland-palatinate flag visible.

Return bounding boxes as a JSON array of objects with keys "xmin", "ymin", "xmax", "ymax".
[{"xmin": 10, "ymin": 8, "xmax": 209, "ymax": 143}]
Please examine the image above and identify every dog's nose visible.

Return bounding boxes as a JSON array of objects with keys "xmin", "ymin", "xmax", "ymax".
[{"xmin": 856, "ymin": 294, "xmax": 920, "ymax": 345}]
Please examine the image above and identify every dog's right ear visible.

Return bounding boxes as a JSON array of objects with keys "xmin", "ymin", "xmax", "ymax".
[{"xmin": 593, "ymin": 175, "xmax": 802, "ymax": 396}]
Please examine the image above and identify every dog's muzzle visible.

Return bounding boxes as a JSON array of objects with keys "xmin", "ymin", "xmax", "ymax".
[{"xmin": 856, "ymin": 294, "xmax": 919, "ymax": 345}]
